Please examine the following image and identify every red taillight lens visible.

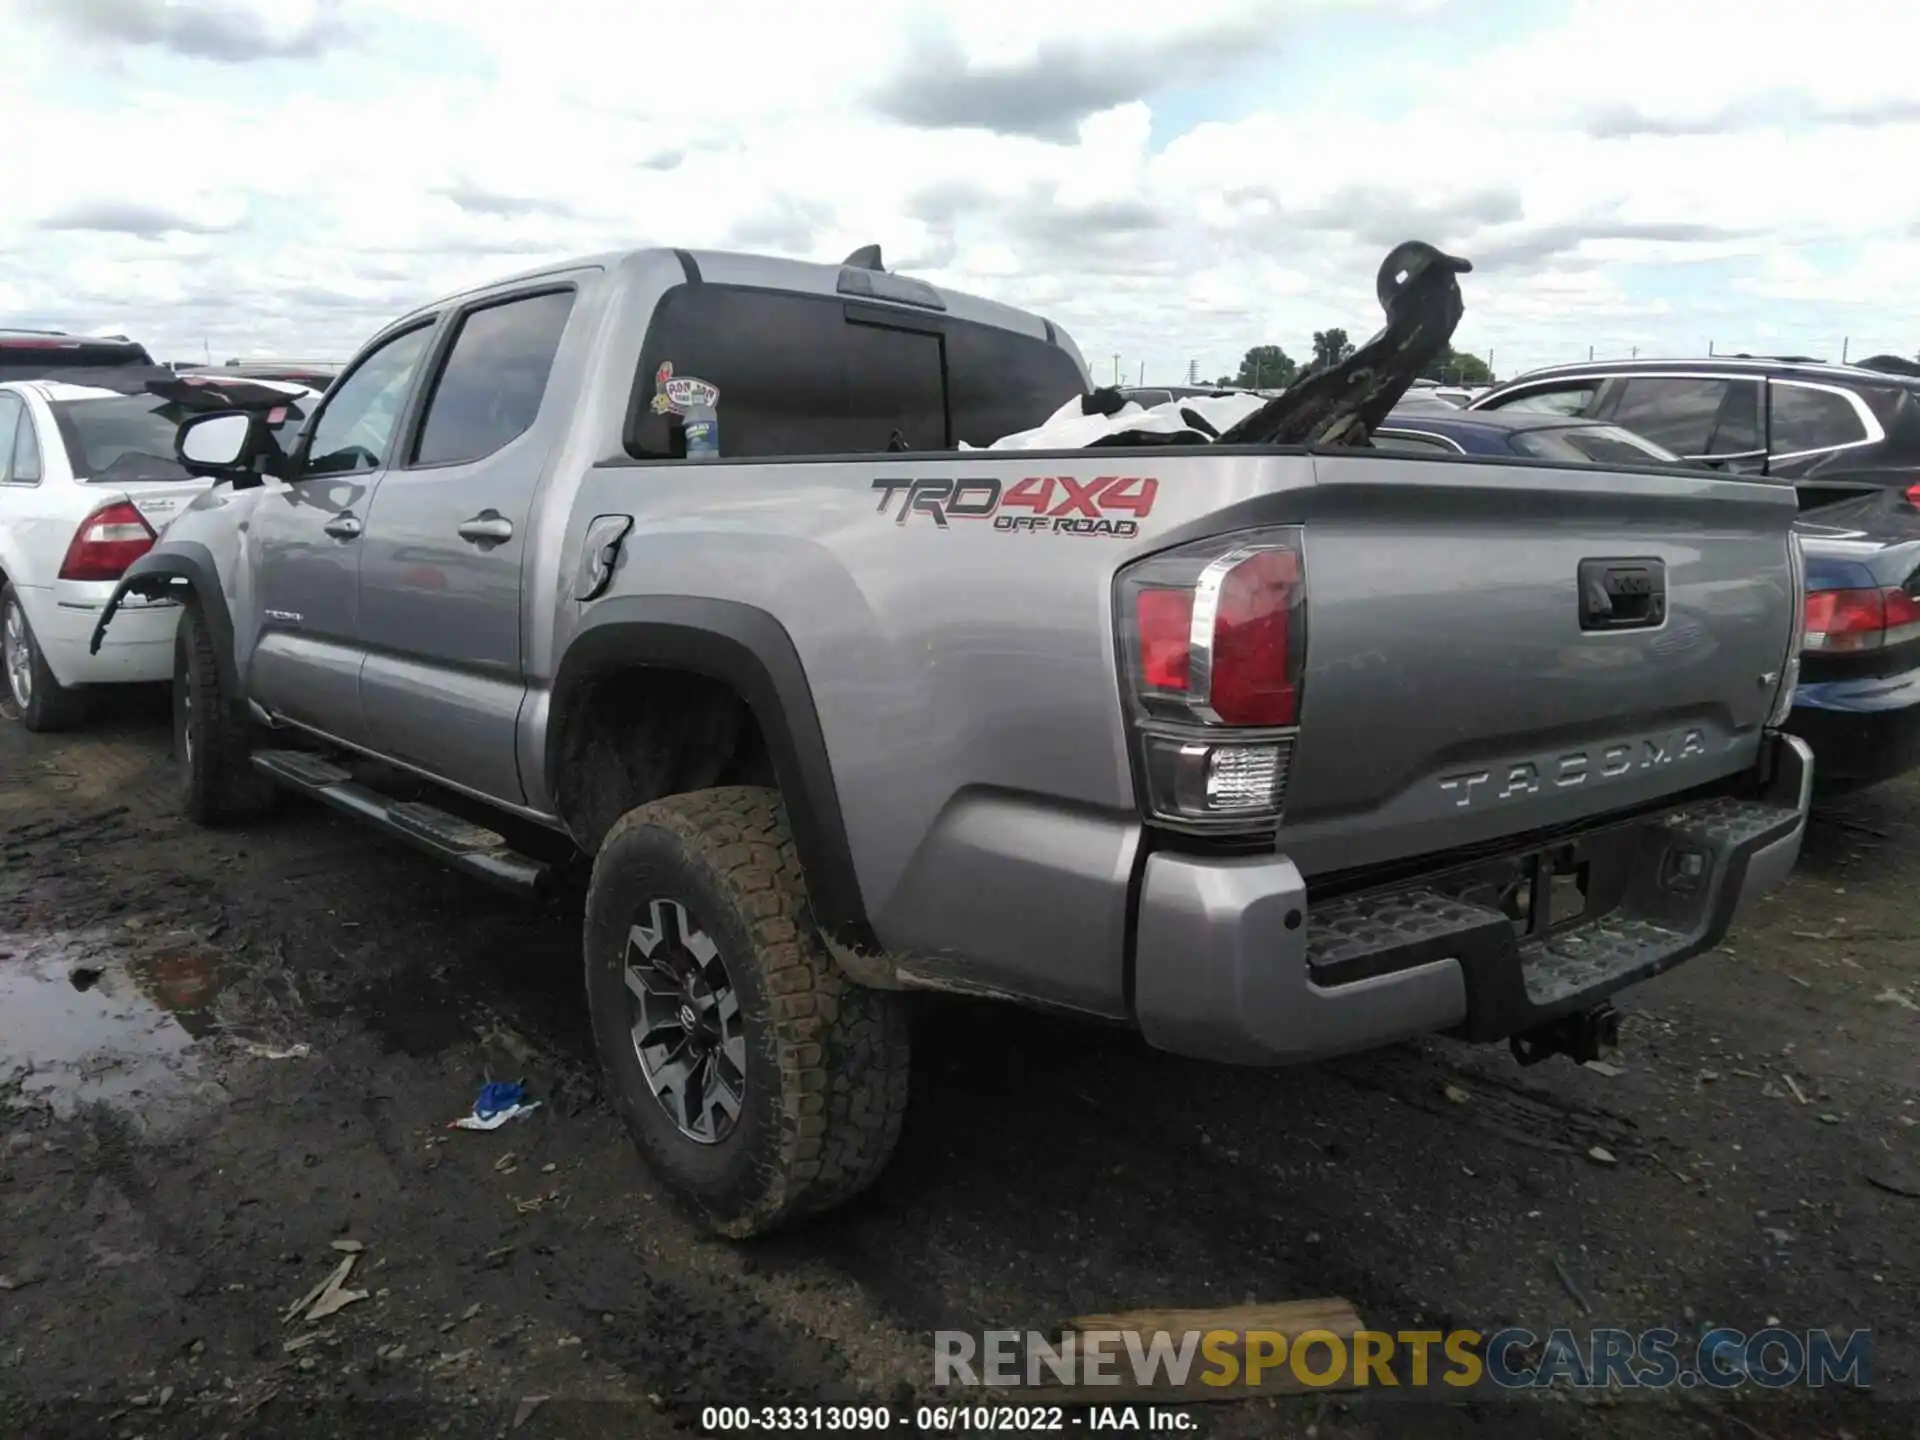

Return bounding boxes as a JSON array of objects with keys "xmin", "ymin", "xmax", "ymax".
[
  {"xmin": 1117, "ymin": 530, "xmax": 1307, "ymax": 830},
  {"xmin": 1905, "ymin": 483, "xmax": 1920, "ymax": 507},
  {"xmin": 1135, "ymin": 588, "xmax": 1194, "ymax": 692},
  {"xmin": 1802, "ymin": 585, "xmax": 1920, "ymax": 651},
  {"xmin": 1209, "ymin": 548, "xmax": 1301, "ymax": 725},
  {"xmin": 59, "ymin": 501, "xmax": 156, "ymax": 582}
]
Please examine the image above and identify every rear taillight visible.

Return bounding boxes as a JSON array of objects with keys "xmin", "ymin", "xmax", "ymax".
[
  {"xmin": 1117, "ymin": 528, "xmax": 1306, "ymax": 831},
  {"xmin": 1906, "ymin": 483, "xmax": 1920, "ymax": 508},
  {"xmin": 1802, "ymin": 584, "xmax": 1920, "ymax": 652},
  {"xmin": 59, "ymin": 501, "xmax": 156, "ymax": 582}
]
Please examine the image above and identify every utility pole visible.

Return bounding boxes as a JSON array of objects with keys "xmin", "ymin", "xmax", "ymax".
[
  {"xmin": 1112, "ymin": 353, "xmax": 1120, "ymax": 385},
  {"xmin": 1138, "ymin": 362, "xmax": 1145, "ymax": 385},
  {"xmin": 1487, "ymin": 349, "xmax": 1494, "ymax": 378},
  {"xmin": 1631, "ymin": 346, "xmax": 1638, "ymax": 358},
  {"xmin": 1709, "ymin": 340, "xmax": 1716, "ymax": 356},
  {"xmin": 1588, "ymin": 345, "xmax": 1595, "ymax": 361},
  {"xmin": 1842, "ymin": 336, "xmax": 1850, "ymax": 363}
]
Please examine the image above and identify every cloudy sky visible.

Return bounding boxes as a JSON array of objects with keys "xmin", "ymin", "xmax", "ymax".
[{"xmin": 1, "ymin": 0, "xmax": 1914, "ymax": 383}]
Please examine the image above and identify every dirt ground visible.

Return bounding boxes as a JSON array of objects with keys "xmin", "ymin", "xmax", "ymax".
[{"xmin": 0, "ymin": 688, "xmax": 1914, "ymax": 1440}]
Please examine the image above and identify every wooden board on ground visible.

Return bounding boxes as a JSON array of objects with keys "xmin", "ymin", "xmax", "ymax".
[{"xmin": 1028, "ymin": 1297, "xmax": 1367, "ymax": 1405}]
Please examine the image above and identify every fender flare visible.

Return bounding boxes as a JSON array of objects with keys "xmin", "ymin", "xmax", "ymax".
[
  {"xmin": 91, "ymin": 541, "xmax": 240, "ymax": 698},
  {"xmin": 549, "ymin": 597, "xmax": 877, "ymax": 952}
]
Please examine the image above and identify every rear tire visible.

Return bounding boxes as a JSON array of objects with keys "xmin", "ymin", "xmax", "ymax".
[
  {"xmin": 584, "ymin": 785, "xmax": 910, "ymax": 1237},
  {"xmin": 2, "ymin": 583, "xmax": 88, "ymax": 733},
  {"xmin": 174, "ymin": 599, "xmax": 276, "ymax": 825}
]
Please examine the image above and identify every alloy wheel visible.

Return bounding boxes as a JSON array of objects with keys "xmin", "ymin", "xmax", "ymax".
[
  {"xmin": 3, "ymin": 600, "xmax": 32, "ymax": 710},
  {"xmin": 624, "ymin": 898, "xmax": 747, "ymax": 1144}
]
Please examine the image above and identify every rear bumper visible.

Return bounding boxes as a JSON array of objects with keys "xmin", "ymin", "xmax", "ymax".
[
  {"xmin": 1786, "ymin": 672, "xmax": 1920, "ymax": 786},
  {"xmin": 1133, "ymin": 732, "xmax": 1812, "ymax": 1065},
  {"xmin": 11, "ymin": 583, "xmax": 179, "ymax": 689}
]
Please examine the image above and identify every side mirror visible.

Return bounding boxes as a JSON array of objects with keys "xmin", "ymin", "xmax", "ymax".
[{"xmin": 177, "ymin": 410, "xmax": 269, "ymax": 485}]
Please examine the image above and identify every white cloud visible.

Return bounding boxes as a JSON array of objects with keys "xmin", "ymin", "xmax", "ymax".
[{"xmin": 0, "ymin": 0, "xmax": 1914, "ymax": 377}]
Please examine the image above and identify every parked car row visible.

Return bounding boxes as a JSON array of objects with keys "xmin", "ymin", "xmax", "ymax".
[{"xmin": 0, "ymin": 364, "xmax": 320, "ymax": 728}]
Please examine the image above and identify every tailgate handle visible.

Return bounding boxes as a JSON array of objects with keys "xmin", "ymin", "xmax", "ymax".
[{"xmin": 1578, "ymin": 558, "xmax": 1666, "ymax": 631}]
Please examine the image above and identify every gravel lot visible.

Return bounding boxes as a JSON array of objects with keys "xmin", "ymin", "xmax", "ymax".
[{"xmin": 1, "ymin": 689, "xmax": 1913, "ymax": 1439}]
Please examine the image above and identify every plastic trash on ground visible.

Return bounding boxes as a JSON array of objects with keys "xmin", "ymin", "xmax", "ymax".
[{"xmin": 450, "ymin": 1080, "xmax": 543, "ymax": 1131}]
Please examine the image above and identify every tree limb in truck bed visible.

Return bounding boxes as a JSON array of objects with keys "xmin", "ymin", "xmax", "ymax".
[{"xmin": 1216, "ymin": 240, "xmax": 1471, "ymax": 448}]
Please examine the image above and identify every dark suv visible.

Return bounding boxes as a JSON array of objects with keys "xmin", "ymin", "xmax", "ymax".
[
  {"xmin": 1469, "ymin": 357, "xmax": 1920, "ymax": 507},
  {"xmin": 1473, "ymin": 359, "xmax": 1920, "ymax": 788}
]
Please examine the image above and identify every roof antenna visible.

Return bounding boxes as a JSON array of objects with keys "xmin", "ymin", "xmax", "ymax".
[{"xmin": 842, "ymin": 244, "xmax": 884, "ymax": 271}]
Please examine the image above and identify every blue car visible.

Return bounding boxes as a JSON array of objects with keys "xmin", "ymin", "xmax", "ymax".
[
  {"xmin": 1378, "ymin": 400, "xmax": 1920, "ymax": 790},
  {"xmin": 1372, "ymin": 406, "xmax": 1687, "ymax": 466}
]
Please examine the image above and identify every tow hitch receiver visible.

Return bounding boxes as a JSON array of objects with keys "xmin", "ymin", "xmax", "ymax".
[{"xmin": 1510, "ymin": 1003, "xmax": 1620, "ymax": 1067}]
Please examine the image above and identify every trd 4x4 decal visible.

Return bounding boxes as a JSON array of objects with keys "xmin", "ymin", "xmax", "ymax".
[{"xmin": 870, "ymin": 475, "xmax": 1158, "ymax": 537}]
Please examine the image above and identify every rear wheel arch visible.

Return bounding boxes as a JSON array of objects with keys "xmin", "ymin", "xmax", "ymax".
[{"xmin": 547, "ymin": 599, "xmax": 877, "ymax": 953}]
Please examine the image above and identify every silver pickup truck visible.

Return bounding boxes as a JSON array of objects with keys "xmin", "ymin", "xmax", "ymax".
[{"xmin": 96, "ymin": 242, "xmax": 1813, "ymax": 1237}]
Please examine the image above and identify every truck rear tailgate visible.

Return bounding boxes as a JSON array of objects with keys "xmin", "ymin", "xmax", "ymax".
[{"xmin": 1275, "ymin": 451, "xmax": 1800, "ymax": 878}]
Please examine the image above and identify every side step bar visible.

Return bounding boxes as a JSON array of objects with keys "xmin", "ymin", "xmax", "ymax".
[{"xmin": 252, "ymin": 749, "xmax": 553, "ymax": 895}]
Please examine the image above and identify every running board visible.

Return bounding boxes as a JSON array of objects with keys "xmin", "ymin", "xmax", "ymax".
[{"xmin": 251, "ymin": 748, "xmax": 553, "ymax": 895}]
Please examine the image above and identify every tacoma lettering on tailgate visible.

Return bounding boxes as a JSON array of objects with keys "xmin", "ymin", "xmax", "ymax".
[{"xmin": 1438, "ymin": 728, "xmax": 1709, "ymax": 809}]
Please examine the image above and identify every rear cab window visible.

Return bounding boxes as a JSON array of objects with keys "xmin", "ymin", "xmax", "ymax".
[{"xmin": 625, "ymin": 285, "xmax": 1085, "ymax": 459}]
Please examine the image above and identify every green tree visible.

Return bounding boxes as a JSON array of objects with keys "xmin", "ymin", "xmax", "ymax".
[
  {"xmin": 1423, "ymin": 345, "xmax": 1494, "ymax": 385},
  {"xmin": 1311, "ymin": 328, "xmax": 1354, "ymax": 370},
  {"xmin": 1233, "ymin": 345, "xmax": 1298, "ymax": 389}
]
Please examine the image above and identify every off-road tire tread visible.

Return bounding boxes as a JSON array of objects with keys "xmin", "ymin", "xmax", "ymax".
[
  {"xmin": 176, "ymin": 600, "xmax": 276, "ymax": 825},
  {"xmin": 591, "ymin": 785, "xmax": 910, "ymax": 1236}
]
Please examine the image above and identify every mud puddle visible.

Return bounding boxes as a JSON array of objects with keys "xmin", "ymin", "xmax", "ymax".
[{"xmin": 0, "ymin": 928, "xmax": 282, "ymax": 1129}]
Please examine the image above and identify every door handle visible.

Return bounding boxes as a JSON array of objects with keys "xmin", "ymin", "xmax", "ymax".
[
  {"xmin": 324, "ymin": 513, "xmax": 362, "ymax": 540},
  {"xmin": 458, "ymin": 512, "xmax": 514, "ymax": 544}
]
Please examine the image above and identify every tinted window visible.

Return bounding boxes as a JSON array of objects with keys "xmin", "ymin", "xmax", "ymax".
[
  {"xmin": 305, "ymin": 325, "xmax": 433, "ymax": 476},
  {"xmin": 1510, "ymin": 424, "xmax": 1683, "ymax": 467},
  {"xmin": 1770, "ymin": 383, "xmax": 1869, "ymax": 455},
  {"xmin": 12, "ymin": 410, "xmax": 41, "ymax": 482},
  {"xmin": 413, "ymin": 290, "xmax": 575, "ymax": 467},
  {"xmin": 1487, "ymin": 383, "xmax": 1597, "ymax": 417},
  {"xmin": 48, "ymin": 395, "xmax": 195, "ymax": 482},
  {"xmin": 1608, "ymin": 378, "xmax": 1735, "ymax": 454},
  {"xmin": 628, "ymin": 286, "xmax": 1083, "ymax": 458},
  {"xmin": 1705, "ymin": 379, "xmax": 1762, "ymax": 455},
  {"xmin": 947, "ymin": 321, "xmax": 1084, "ymax": 448},
  {"xmin": 0, "ymin": 396, "xmax": 20, "ymax": 482},
  {"xmin": 1372, "ymin": 430, "xmax": 1459, "ymax": 455}
]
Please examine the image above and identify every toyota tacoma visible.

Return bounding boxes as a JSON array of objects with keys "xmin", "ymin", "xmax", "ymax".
[{"xmin": 95, "ymin": 241, "xmax": 1813, "ymax": 1236}]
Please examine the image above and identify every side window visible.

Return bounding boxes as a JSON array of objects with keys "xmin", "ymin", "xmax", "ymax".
[
  {"xmin": 627, "ymin": 286, "xmax": 1086, "ymax": 458},
  {"xmin": 1769, "ymin": 383, "xmax": 1869, "ymax": 456},
  {"xmin": 0, "ymin": 396, "xmax": 19, "ymax": 483},
  {"xmin": 945, "ymin": 321, "xmax": 1085, "ymax": 448},
  {"xmin": 1609, "ymin": 378, "xmax": 1732, "ymax": 455},
  {"xmin": 1704, "ymin": 379, "xmax": 1762, "ymax": 456},
  {"xmin": 629, "ymin": 289, "xmax": 951, "ymax": 458},
  {"xmin": 413, "ymin": 289, "xmax": 576, "ymax": 468},
  {"xmin": 304, "ymin": 324, "xmax": 435, "ymax": 477},
  {"xmin": 12, "ymin": 410, "xmax": 41, "ymax": 483},
  {"xmin": 1372, "ymin": 431, "xmax": 1460, "ymax": 455},
  {"xmin": 1484, "ymin": 383, "xmax": 1598, "ymax": 417}
]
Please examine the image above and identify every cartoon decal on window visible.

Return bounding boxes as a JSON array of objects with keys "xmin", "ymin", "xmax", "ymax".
[
  {"xmin": 651, "ymin": 362, "xmax": 722, "ymax": 459},
  {"xmin": 650, "ymin": 362, "xmax": 720, "ymax": 416}
]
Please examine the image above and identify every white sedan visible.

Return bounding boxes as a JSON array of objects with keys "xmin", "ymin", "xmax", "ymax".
[{"xmin": 0, "ymin": 371, "xmax": 315, "ymax": 730}]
